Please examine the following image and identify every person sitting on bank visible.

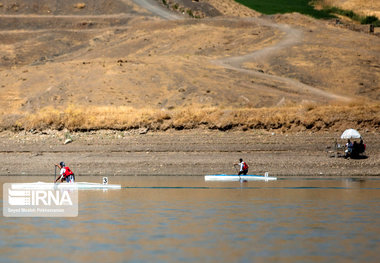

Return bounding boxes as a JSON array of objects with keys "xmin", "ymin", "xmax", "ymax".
[
  {"xmin": 352, "ymin": 141, "xmax": 358, "ymax": 157},
  {"xmin": 345, "ymin": 139, "xmax": 353, "ymax": 158},
  {"xmin": 55, "ymin": 162, "xmax": 75, "ymax": 183},
  {"xmin": 234, "ymin": 158, "xmax": 249, "ymax": 175},
  {"xmin": 352, "ymin": 139, "xmax": 366, "ymax": 158},
  {"xmin": 358, "ymin": 139, "xmax": 366, "ymax": 153}
]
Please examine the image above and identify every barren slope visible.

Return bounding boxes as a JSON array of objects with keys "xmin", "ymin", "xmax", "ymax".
[
  {"xmin": 321, "ymin": 0, "xmax": 380, "ymax": 18},
  {"xmin": 0, "ymin": 0, "xmax": 379, "ymax": 131}
]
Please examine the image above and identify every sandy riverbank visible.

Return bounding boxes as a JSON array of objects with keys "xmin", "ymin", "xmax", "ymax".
[{"xmin": 0, "ymin": 130, "xmax": 379, "ymax": 177}]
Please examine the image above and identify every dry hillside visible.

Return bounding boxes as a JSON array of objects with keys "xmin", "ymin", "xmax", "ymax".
[
  {"xmin": 0, "ymin": 0, "xmax": 379, "ymax": 132},
  {"xmin": 320, "ymin": 0, "xmax": 380, "ymax": 18}
]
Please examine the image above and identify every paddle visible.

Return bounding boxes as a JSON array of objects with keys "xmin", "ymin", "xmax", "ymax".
[
  {"xmin": 54, "ymin": 164, "xmax": 61, "ymax": 184},
  {"xmin": 233, "ymin": 164, "xmax": 242, "ymax": 182}
]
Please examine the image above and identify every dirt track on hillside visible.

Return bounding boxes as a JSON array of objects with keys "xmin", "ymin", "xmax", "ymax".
[
  {"xmin": 134, "ymin": 0, "xmax": 352, "ymax": 102},
  {"xmin": 212, "ymin": 17, "xmax": 351, "ymax": 102},
  {"xmin": 131, "ymin": 0, "xmax": 181, "ymax": 20},
  {"xmin": 130, "ymin": 0, "xmax": 357, "ymax": 102}
]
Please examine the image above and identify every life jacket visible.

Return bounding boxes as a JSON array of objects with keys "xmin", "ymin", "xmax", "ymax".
[
  {"xmin": 63, "ymin": 166, "xmax": 74, "ymax": 178},
  {"xmin": 242, "ymin": 162, "xmax": 248, "ymax": 170}
]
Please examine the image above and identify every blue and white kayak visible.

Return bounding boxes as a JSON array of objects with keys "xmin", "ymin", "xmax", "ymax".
[{"xmin": 205, "ymin": 172, "xmax": 277, "ymax": 182}]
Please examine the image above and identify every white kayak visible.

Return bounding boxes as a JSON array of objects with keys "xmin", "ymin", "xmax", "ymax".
[
  {"xmin": 205, "ymin": 172, "xmax": 277, "ymax": 182},
  {"xmin": 10, "ymin": 182, "xmax": 121, "ymax": 190}
]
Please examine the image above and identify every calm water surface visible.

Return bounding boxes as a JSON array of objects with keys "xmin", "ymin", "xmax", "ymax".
[{"xmin": 1, "ymin": 176, "xmax": 380, "ymax": 262}]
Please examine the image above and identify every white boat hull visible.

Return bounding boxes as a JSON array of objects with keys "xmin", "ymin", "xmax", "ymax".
[
  {"xmin": 205, "ymin": 174, "xmax": 277, "ymax": 182},
  {"xmin": 10, "ymin": 182, "xmax": 121, "ymax": 190}
]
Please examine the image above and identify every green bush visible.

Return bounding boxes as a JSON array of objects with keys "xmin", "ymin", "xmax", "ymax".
[
  {"xmin": 235, "ymin": 0, "xmax": 379, "ymax": 26},
  {"xmin": 343, "ymin": 10, "xmax": 355, "ymax": 19},
  {"xmin": 361, "ymin": 15, "xmax": 379, "ymax": 25},
  {"xmin": 373, "ymin": 20, "xmax": 380, "ymax": 27},
  {"xmin": 186, "ymin": 9, "xmax": 194, "ymax": 17},
  {"xmin": 235, "ymin": 0, "xmax": 335, "ymax": 19}
]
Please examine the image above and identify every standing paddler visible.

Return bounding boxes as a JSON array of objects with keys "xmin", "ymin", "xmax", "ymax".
[{"xmin": 55, "ymin": 162, "xmax": 75, "ymax": 183}]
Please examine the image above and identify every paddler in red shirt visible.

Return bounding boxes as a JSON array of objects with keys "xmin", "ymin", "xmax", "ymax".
[{"xmin": 55, "ymin": 162, "xmax": 75, "ymax": 183}]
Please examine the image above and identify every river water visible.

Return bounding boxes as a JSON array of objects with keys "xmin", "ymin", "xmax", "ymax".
[{"xmin": 1, "ymin": 176, "xmax": 380, "ymax": 262}]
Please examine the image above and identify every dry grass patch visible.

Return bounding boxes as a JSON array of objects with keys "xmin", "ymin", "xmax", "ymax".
[
  {"xmin": 318, "ymin": 0, "xmax": 380, "ymax": 18},
  {"xmin": 1, "ymin": 103, "xmax": 379, "ymax": 132},
  {"xmin": 74, "ymin": 3, "xmax": 86, "ymax": 9}
]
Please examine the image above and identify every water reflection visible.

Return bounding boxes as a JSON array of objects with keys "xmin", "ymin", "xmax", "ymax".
[{"xmin": 1, "ymin": 176, "xmax": 380, "ymax": 262}]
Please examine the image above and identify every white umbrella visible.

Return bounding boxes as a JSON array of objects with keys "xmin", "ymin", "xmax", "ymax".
[{"xmin": 341, "ymin": 129, "xmax": 361, "ymax": 139}]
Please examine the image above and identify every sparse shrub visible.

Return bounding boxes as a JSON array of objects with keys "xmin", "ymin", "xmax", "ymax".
[
  {"xmin": 323, "ymin": 6, "xmax": 379, "ymax": 25},
  {"xmin": 302, "ymin": 102, "xmax": 317, "ymax": 112},
  {"xmin": 343, "ymin": 10, "xmax": 354, "ymax": 19},
  {"xmin": 186, "ymin": 9, "xmax": 194, "ymax": 17},
  {"xmin": 74, "ymin": 3, "xmax": 86, "ymax": 9}
]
